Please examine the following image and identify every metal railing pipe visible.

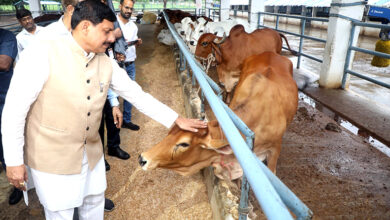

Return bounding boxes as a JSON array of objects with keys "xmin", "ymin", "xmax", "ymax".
[
  {"xmin": 352, "ymin": 20, "xmax": 390, "ymax": 29},
  {"xmin": 342, "ymin": 24, "xmax": 356, "ymax": 89},
  {"xmin": 257, "ymin": 25, "xmax": 327, "ymax": 44},
  {"xmin": 297, "ymin": 18, "xmax": 306, "ymax": 69},
  {"xmin": 259, "ymin": 11, "xmax": 329, "ymax": 22},
  {"xmin": 255, "ymin": 157, "xmax": 313, "ymax": 220},
  {"xmin": 346, "ymin": 69, "xmax": 390, "ymax": 89},
  {"xmin": 164, "ymin": 11, "xmax": 293, "ymax": 220},
  {"xmin": 201, "ymin": 71, "xmax": 224, "ymax": 98},
  {"xmin": 299, "ymin": 52, "xmax": 323, "ymax": 63},
  {"xmin": 351, "ymin": 46, "xmax": 390, "ymax": 59},
  {"xmin": 218, "ymin": 99, "xmax": 254, "ymax": 139}
]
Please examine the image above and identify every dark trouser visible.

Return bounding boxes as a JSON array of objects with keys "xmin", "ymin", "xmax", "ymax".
[
  {"xmin": 123, "ymin": 62, "xmax": 135, "ymax": 123},
  {"xmin": 0, "ymin": 115, "xmax": 6, "ymax": 171},
  {"xmin": 99, "ymin": 100, "xmax": 121, "ymax": 151}
]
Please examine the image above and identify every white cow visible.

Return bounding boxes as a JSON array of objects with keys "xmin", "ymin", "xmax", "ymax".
[
  {"xmin": 188, "ymin": 19, "xmax": 252, "ymax": 53},
  {"xmin": 180, "ymin": 17, "xmax": 196, "ymax": 43},
  {"xmin": 157, "ymin": 29, "xmax": 176, "ymax": 46}
]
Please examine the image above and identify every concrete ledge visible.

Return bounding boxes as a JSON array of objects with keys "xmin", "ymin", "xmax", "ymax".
[{"xmin": 303, "ymin": 87, "xmax": 390, "ymax": 146}]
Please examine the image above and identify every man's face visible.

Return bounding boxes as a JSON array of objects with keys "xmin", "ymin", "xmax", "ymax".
[
  {"xmin": 19, "ymin": 15, "xmax": 35, "ymax": 32},
  {"xmin": 119, "ymin": 0, "xmax": 134, "ymax": 19},
  {"xmin": 85, "ymin": 19, "xmax": 115, "ymax": 53}
]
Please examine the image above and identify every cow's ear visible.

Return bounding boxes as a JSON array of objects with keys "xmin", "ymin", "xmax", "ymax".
[
  {"xmin": 208, "ymin": 121, "xmax": 224, "ymax": 138},
  {"xmin": 213, "ymin": 144, "xmax": 232, "ymax": 154},
  {"xmin": 211, "ymin": 43, "xmax": 223, "ymax": 64},
  {"xmin": 197, "ymin": 127, "xmax": 208, "ymax": 136},
  {"xmin": 210, "ymin": 139, "xmax": 229, "ymax": 149}
]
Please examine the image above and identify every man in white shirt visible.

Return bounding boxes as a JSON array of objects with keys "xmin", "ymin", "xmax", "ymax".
[
  {"xmin": 117, "ymin": 0, "xmax": 142, "ymax": 131},
  {"xmin": 15, "ymin": 8, "xmax": 42, "ymax": 60},
  {"xmin": 2, "ymin": 1, "xmax": 206, "ymax": 219},
  {"xmin": 37, "ymin": 0, "xmax": 76, "ymax": 39}
]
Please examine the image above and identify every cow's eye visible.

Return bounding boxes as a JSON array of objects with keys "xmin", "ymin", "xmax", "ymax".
[
  {"xmin": 202, "ymin": 42, "xmax": 208, "ymax": 46},
  {"xmin": 176, "ymin": 143, "xmax": 190, "ymax": 148},
  {"xmin": 199, "ymin": 30, "xmax": 203, "ymax": 33}
]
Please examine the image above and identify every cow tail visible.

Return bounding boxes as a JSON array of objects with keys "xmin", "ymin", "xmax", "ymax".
[{"xmin": 280, "ymin": 33, "xmax": 298, "ymax": 56}]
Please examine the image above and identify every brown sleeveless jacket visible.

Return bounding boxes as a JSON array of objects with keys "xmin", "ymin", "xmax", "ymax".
[{"xmin": 24, "ymin": 37, "xmax": 113, "ymax": 174}]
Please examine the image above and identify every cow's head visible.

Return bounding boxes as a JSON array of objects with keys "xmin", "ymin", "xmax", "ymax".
[
  {"xmin": 139, "ymin": 121, "xmax": 231, "ymax": 176},
  {"xmin": 189, "ymin": 23, "xmax": 206, "ymax": 47},
  {"xmin": 194, "ymin": 33, "xmax": 226, "ymax": 61}
]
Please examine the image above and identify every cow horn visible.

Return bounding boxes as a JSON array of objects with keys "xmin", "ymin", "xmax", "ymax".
[
  {"xmin": 204, "ymin": 20, "xmax": 209, "ymax": 26},
  {"xmin": 213, "ymin": 33, "xmax": 226, "ymax": 45}
]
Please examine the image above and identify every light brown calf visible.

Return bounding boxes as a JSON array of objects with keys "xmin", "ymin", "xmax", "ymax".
[{"xmin": 139, "ymin": 52, "xmax": 298, "ymax": 179}]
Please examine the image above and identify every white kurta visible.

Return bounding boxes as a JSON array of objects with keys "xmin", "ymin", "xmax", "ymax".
[
  {"xmin": 2, "ymin": 33, "xmax": 178, "ymax": 211},
  {"xmin": 117, "ymin": 15, "xmax": 138, "ymax": 62},
  {"xmin": 16, "ymin": 26, "xmax": 43, "ymax": 58},
  {"xmin": 36, "ymin": 16, "xmax": 70, "ymax": 39}
]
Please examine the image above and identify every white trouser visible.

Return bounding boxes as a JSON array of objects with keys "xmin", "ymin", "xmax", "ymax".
[{"xmin": 43, "ymin": 192, "xmax": 105, "ymax": 220}]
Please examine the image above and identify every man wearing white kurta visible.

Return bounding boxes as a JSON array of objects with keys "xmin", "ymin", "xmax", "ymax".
[
  {"xmin": 2, "ymin": 1, "xmax": 206, "ymax": 219},
  {"xmin": 15, "ymin": 8, "xmax": 43, "ymax": 59}
]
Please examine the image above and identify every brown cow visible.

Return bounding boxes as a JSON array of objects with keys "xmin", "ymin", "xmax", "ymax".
[
  {"xmin": 139, "ymin": 52, "xmax": 298, "ymax": 179},
  {"xmin": 195, "ymin": 25, "xmax": 295, "ymax": 103}
]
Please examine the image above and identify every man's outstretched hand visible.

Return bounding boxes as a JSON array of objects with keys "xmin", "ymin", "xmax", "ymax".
[{"xmin": 174, "ymin": 117, "xmax": 207, "ymax": 132}]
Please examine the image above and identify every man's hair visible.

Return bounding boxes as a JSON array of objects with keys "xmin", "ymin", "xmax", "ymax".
[
  {"xmin": 71, "ymin": 0, "xmax": 116, "ymax": 29},
  {"xmin": 61, "ymin": 0, "xmax": 79, "ymax": 11},
  {"xmin": 120, "ymin": 0, "xmax": 134, "ymax": 5},
  {"xmin": 16, "ymin": 8, "xmax": 32, "ymax": 20}
]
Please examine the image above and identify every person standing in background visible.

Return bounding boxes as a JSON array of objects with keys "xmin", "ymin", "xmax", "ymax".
[
  {"xmin": 117, "ymin": 0, "xmax": 142, "ymax": 131},
  {"xmin": 0, "ymin": 28, "xmax": 21, "ymax": 205},
  {"xmin": 16, "ymin": 8, "xmax": 43, "ymax": 58}
]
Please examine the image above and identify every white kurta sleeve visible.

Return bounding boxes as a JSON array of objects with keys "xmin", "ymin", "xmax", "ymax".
[
  {"xmin": 109, "ymin": 59, "xmax": 178, "ymax": 128},
  {"xmin": 1, "ymin": 42, "xmax": 49, "ymax": 166}
]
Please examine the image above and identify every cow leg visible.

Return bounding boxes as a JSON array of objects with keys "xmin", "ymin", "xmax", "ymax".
[{"xmin": 266, "ymin": 142, "xmax": 282, "ymax": 174}]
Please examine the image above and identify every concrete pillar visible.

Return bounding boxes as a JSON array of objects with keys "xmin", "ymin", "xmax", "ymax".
[
  {"xmin": 205, "ymin": 0, "xmax": 212, "ymax": 17},
  {"xmin": 319, "ymin": 0, "xmax": 365, "ymax": 88},
  {"xmin": 220, "ymin": 0, "xmax": 230, "ymax": 21},
  {"xmin": 196, "ymin": 0, "xmax": 202, "ymax": 16},
  {"xmin": 301, "ymin": 6, "xmax": 307, "ymax": 16},
  {"xmin": 312, "ymin": 7, "xmax": 319, "ymax": 17},
  {"xmin": 274, "ymin": 6, "xmax": 279, "ymax": 13},
  {"xmin": 286, "ymin": 6, "xmax": 292, "ymax": 14},
  {"xmin": 248, "ymin": 0, "xmax": 265, "ymax": 31},
  {"xmin": 29, "ymin": 0, "xmax": 41, "ymax": 18}
]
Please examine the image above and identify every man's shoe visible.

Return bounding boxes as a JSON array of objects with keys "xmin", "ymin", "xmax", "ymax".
[
  {"xmin": 108, "ymin": 147, "xmax": 130, "ymax": 160},
  {"xmin": 122, "ymin": 122, "xmax": 140, "ymax": 131},
  {"xmin": 105, "ymin": 159, "xmax": 110, "ymax": 171},
  {"xmin": 9, "ymin": 187, "xmax": 23, "ymax": 205},
  {"xmin": 104, "ymin": 198, "xmax": 115, "ymax": 212}
]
